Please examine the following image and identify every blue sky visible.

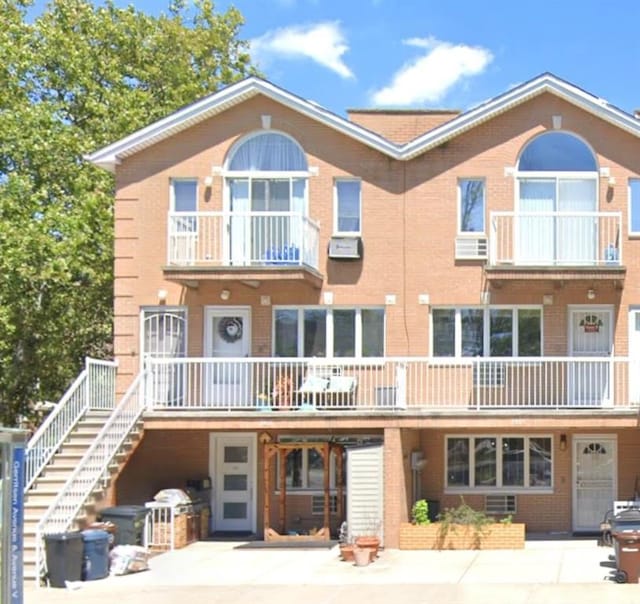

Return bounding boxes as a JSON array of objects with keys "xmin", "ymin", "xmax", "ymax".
[{"xmin": 32, "ymin": 1, "xmax": 640, "ymax": 117}]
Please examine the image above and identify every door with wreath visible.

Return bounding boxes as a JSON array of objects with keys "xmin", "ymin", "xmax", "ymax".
[{"xmin": 203, "ymin": 307, "xmax": 251, "ymax": 407}]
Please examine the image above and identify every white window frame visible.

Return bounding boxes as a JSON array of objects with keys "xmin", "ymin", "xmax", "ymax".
[
  {"xmin": 457, "ymin": 178, "xmax": 486, "ymax": 235},
  {"xmin": 170, "ymin": 178, "xmax": 198, "ymax": 233},
  {"xmin": 334, "ymin": 178, "xmax": 362, "ymax": 235},
  {"xmin": 273, "ymin": 306, "xmax": 385, "ymax": 358},
  {"xmin": 629, "ymin": 178, "xmax": 640, "ymax": 237},
  {"xmin": 445, "ymin": 434, "xmax": 554, "ymax": 494},
  {"xmin": 430, "ymin": 306, "xmax": 543, "ymax": 357}
]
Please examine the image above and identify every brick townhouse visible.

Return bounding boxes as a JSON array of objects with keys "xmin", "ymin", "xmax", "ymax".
[{"xmin": 82, "ymin": 72, "xmax": 640, "ymax": 546}]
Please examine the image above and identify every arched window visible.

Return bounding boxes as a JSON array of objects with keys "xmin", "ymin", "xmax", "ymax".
[
  {"xmin": 228, "ymin": 132, "xmax": 307, "ymax": 171},
  {"xmin": 225, "ymin": 132, "xmax": 308, "ymax": 265},
  {"xmin": 515, "ymin": 132, "xmax": 599, "ymax": 265},
  {"xmin": 518, "ymin": 132, "xmax": 597, "ymax": 172}
]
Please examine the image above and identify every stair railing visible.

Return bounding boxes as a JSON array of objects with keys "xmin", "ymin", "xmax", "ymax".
[
  {"xmin": 34, "ymin": 369, "xmax": 145, "ymax": 584},
  {"xmin": 25, "ymin": 358, "xmax": 118, "ymax": 492}
]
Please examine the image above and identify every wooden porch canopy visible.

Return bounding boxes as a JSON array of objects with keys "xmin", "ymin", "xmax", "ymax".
[{"xmin": 263, "ymin": 440, "xmax": 345, "ymax": 542}]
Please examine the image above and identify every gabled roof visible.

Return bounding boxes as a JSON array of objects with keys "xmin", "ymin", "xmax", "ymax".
[
  {"xmin": 400, "ymin": 72, "xmax": 640, "ymax": 160},
  {"xmin": 86, "ymin": 76, "xmax": 400, "ymax": 171},
  {"xmin": 87, "ymin": 73, "xmax": 640, "ymax": 171}
]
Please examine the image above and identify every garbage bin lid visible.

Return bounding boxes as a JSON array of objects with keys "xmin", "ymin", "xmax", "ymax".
[
  {"xmin": 100, "ymin": 505, "xmax": 150, "ymax": 517},
  {"xmin": 81, "ymin": 529, "xmax": 110, "ymax": 542},
  {"xmin": 44, "ymin": 531, "xmax": 83, "ymax": 542},
  {"xmin": 615, "ymin": 509, "xmax": 640, "ymax": 521}
]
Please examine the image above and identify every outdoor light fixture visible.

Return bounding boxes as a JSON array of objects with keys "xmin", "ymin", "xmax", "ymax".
[
  {"xmin": 587, "ymin": 289, "xmax": 596, "ymax": 300},
  {"xmin": 559, "ymin": 434, "xmax": 567, "ymax": 451},
  {"xmin": 157, "ymin": 289, "xmax": 168, "ymax": 302},
  {"xmin": 220, "ymin": 289, "xmax": 231, "ymax": 301}
]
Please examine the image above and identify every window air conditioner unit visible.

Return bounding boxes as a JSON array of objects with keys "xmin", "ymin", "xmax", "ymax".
[{"xmin": 328, "ymin": 236, "xmax": 362, "ymax": 260}]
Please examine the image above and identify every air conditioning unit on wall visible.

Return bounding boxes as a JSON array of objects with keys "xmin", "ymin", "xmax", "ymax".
[{"xmin": 328, "ymin": 236, "xmax": 362, "ymax": 260}]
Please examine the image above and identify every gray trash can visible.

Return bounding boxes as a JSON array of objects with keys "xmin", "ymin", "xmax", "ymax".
[
  {"xmin": 44, "ymin": 532, "xmax": 83, "ymax": 588},
  {"xmin": 81, "ymin": 529, "xmax": 110, "ymax": 581},
  {"xmin": 98, "ymin": 505, "xmax": 150, "ymax": 546}
]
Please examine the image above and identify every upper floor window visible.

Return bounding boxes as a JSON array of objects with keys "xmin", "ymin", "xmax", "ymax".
[
  {"xmin": 629, "ymin": 179, "xmax": 640, "ymax": 235},
  {"xmin": 458, "ymin": 179, "xmax": 485, "ymax": 234},
  {"xmin": 228, "ymin": 132, "xmax": 307, "ymax": 172},
  {"xmin": 518, "ymin": 132, "xmax": 597, "ymax": 172},
  {"xmin": 334, "ymin": 179, "xmax": 361, "ymax": 234},
  {"xmin": 225, "ymin": 132, "xmax": 309, "ymax": 264},
  {"xmin": 515, "ymin": 133, "xmax": 598, "ymax": 265},
  {"xmin": 431, "ymin": 307, "xmax": 541, "ymax": 357},
  {"xmin": 274, "ymin": 307, "xmax": 385, "ymax": 358},
  {"xmin": 170, "ymin": 179, "xmax": 197, "ymax": 232}
]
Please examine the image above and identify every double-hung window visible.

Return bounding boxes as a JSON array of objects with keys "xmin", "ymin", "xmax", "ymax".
[
  {"xmin": 274, "ymin": 307, "xmax": 385, "ymax": 357},
  {"xmin": 458, "ymin": 179, "xmax": 485, "ymax": 234},
  {"xmin": 335, "ymin": 179, "xmax": 361, "ymax": 234},
  {"xmin": 169, "ymin": 179, "xmax": 197, "ymax": 264},
  {"xmin": 629, "ymin": 179, "xmax": 640, "ymax": 236},
  {"xmin": 446, "ymin": 435, "xmax": 552, "ymax": 491}
]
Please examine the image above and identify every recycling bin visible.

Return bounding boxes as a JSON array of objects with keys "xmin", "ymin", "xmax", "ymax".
[
  {"xmin": 612, "ymin": 530, "xmax": 640, "ymax": 583},
  {"xmin": 44, "ymin": 532, "xmax": 83, "ymax": 588},
  {"xmin": 610, "ymin": 509, "xmax": 640, "ymax": 562},
  {"xmin": 81, "ymin": 529, "xmax": 110, "ymax": 581},
  {"xmin": 98, "ymin": 505, "xmax": 151, "ymax": 546}
]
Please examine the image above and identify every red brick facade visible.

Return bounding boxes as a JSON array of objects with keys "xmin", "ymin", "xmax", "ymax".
[{"xmin": 96, "ymin": 76, "xmax": 640, "ymax": 546}]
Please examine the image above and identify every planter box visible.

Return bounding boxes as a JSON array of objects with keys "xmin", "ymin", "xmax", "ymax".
[{"xmin": 399, "ymin": 522, "xmax": 525, "ymax": 550}]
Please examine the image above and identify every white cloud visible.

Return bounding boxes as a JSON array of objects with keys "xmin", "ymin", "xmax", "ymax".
[
  {"xmin": 371, "ymin": 37, "xmax": 493, "ymax": 106},
  {"xmin": 250, "ymin": 22, "xmax": 354, "ymax": 79}
]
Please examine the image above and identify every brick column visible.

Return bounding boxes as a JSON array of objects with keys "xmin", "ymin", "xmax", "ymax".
[{"xmin": 383, "ymin": 427, "xmax": 413, "ymax": 548}]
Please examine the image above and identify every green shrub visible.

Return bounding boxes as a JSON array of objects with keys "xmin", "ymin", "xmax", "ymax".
[{"xmin": 411, "ymin": 499, "xmax": 430, "ymax": 525}]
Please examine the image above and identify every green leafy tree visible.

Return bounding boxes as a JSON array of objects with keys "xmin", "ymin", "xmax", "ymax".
[{"xmin": 0, "ymin": 0, "xmax": 256, "ymax": 425}]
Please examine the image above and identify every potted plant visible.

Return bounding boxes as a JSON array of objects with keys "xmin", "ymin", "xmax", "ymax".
[
  {"xmin": 354, "ymin": 517, "xmax": 381, "ymax": 559},
  {"xmin": 338, "ymin": 521, "xmax": 355, "ymax": 562}
]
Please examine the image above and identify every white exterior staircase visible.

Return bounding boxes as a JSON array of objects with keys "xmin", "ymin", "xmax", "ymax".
[{"xmin": 23, "ymin": 359, "xmax": 145, "ymax": 584}]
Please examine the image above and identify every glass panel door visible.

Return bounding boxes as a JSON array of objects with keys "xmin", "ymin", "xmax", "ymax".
[{"xmin": 214, "ymin": 436, "xmax": 254, "ymax": 532}]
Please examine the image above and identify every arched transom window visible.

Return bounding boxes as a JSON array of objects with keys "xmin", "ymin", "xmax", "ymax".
[
  {"xmin": 515, "ymin": 132, "xmax": 600, "ymax": 266},
  {"xmin": 225, "ymin": 132, "xmax": 309, "ymax": 265}
]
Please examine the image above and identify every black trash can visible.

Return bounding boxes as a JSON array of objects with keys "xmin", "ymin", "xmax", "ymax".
[
  {"xmin": 81, "ymin": 529, "xmax": 110, "ymax": 581},
  {"xmin": 98, "ymin": 505, "xmax": 150, "ymax": 546},
  {"xmin": 44, "ymin": 532, "xmax": 83, "ymax": 588},
  {"xmin": 426, "ymin": 500, "xmax": 440, "ymax": 523}
]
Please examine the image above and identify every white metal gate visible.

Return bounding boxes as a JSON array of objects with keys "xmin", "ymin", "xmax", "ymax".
[{"xmin": 143, "ymin": 309, "xmax": 187, "ymax": 406}]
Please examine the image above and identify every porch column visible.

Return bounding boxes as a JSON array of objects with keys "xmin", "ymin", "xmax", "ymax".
[{"xmin": 383, "ymin": 427, "xmax": 412, "ymax": 548}]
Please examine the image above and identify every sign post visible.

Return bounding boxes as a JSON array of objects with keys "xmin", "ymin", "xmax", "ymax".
[{"xmin": 0, "ymin": 429, "xmax": 28, "ymax": 604}]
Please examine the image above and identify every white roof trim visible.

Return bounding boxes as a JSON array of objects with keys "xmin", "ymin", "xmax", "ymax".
[
  {"xmin": 87, "ymin": 73, "xmax": 640, "ymax": 171},
  {"xmin": 86, "ymin": 77, "xmax": 399, "ymax": 171},
  {"xmin": 400, "ymin": 73, "xmax": 640, "ymax": 160}
]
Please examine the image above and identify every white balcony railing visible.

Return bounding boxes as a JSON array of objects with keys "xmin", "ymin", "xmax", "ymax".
[
  {"xmin": 489, "ymin": 211, "xmax": 622, "ymax": 267},
  {"xmin": 143, "ymin": 356, "xmax": 640, "ymax": 412},
  {"xmin": 168, "ymin": 211, "xmax": 320, "ymax": 270}
]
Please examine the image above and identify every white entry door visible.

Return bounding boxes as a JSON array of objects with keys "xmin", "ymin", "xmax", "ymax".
[
  {"xmin": 203, "ymin": 307, "xmax": 251, "ymax": 407},
  {"xmin": 573, "ymin": 436, "xmax": 617, "ymax": 532},
  {"xmin": 569, "ymin": 308, "xmax": 612, "ymax": 406},
  {"xmin": 210, "ymin": 434, "xmax": 255, "ymax": 532}
]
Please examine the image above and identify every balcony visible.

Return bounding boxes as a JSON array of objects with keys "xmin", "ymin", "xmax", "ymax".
[
  {"xmin": 487, "ymin": 211, "xmax": 625, "ymax": 284},
  {"xmin": 142, "ymin": 356, "xmax": 640, "ymax": 412},
  {"xmin": 164, "ymin": 211, "xmax": 322, "ymax": 287}
]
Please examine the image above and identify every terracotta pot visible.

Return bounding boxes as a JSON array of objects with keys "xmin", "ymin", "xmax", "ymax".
[
  {"xmin": 355, "ymin": 536, "xmax": 380, "ymax": 558},
  {"xmin": 339, "ymin": 544, "xmax": 355, "ymax": 562},
  {"xmin": 353, "ymin": 547, "xmax": 371, "ymax": 567}
]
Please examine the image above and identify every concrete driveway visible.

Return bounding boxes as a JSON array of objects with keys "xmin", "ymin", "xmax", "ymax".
[{"xmin": 24, "ymin": 538, "xmax": 640, "ymax": 604}]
